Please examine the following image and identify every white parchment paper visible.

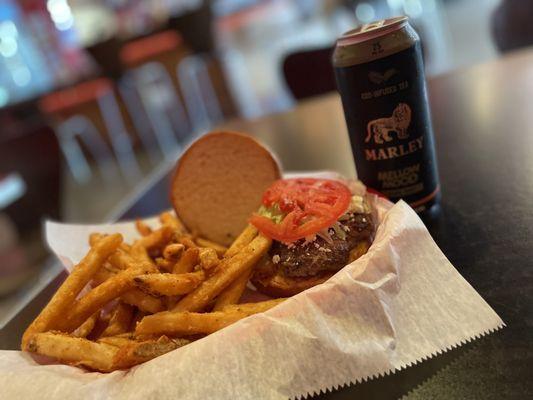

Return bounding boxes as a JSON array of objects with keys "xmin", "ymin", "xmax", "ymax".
[{"xmin": 0, "ymin": 188, "xmax": 503, "ymax": 400}]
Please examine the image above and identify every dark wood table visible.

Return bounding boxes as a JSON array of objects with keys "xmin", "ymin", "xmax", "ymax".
[{"xmin": 2, "ymin": 49, "xmax": 532, "ymax": 399}]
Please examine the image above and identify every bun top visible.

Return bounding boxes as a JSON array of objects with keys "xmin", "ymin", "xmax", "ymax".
[{"xmin": 170, "ymin": 131, "xmax": 281, "ymax": 246}]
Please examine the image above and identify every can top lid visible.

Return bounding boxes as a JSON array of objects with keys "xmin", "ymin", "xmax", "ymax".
[{"xmin": 337, "ymin": 16, "xmax": 408, "ymax": 46}]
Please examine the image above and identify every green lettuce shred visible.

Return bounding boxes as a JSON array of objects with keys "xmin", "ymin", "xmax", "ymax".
[
  {"xmin": 331, "ymin": 222, "xmax": 346, "ymax": 240},
  {"xmin": 257, "ymin": 204, "xmax": 285, "ymax": 224}
]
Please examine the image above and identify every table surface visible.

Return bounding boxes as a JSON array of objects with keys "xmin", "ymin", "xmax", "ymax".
[{"xmin": 2, "ymin": 49, "xmax": 533, "ymax": 399}]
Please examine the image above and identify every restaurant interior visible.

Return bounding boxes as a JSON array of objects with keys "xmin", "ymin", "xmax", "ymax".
[{"xmin": 0, "ymin": 0, "xmax": 532, "ymax": 396}]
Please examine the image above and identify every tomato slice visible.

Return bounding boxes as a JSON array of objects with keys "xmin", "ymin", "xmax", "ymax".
[{"xmin": 249, "ymin": 178, "xmax": 352, "ymax": 243}]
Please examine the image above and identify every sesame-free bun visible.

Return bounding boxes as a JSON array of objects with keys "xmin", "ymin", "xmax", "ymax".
[{"xmin": 171, "ymin": 131, "xmax": 281, "ymax": 246}]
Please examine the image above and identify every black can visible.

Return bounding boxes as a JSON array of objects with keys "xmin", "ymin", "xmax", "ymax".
[{"xmin": 333, "ymin": 17, "xmax": 440, "ymax": 213}]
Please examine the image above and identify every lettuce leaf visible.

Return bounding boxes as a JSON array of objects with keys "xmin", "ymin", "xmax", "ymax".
[{"xmin": 257, "ymin": 204, "xmax": 285, "ymax": 224}]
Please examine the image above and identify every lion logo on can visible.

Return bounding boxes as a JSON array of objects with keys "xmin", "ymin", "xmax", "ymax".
[{"xmin": 365, "ymin": 103, "xmax": 412, "ymax": 144}]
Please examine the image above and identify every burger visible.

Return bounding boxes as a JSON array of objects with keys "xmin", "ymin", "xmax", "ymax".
[
  {"xmin": 249, "ymin": 178, "xmax": 374, "ymax": 297},
  {"xmin": 171, "ymin": 131, "xmax": 374, "ymax": 298}
]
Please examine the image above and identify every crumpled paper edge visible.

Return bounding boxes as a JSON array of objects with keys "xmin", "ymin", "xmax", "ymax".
[{"xmin": 296, "ymin": 322, "xmax": 505, "ymax": 399}]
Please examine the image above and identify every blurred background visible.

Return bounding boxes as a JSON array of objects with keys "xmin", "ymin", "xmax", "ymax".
[{"xmin": 0, "ymin": 0, "xmax": 531, "ymax": 326}]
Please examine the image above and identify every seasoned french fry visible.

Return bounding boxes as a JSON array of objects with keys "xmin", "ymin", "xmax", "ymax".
[
  {"xmin": 22, "ymin": 234, "xmax": 122, "ymax": 349},
  {"xmin": 163, "ymin": 243, "xmax": 185, "ymax": 260},
  {"xmin": 89, "ymin": 242, "xmax": 139, "ymax": 272},
  {"xmin": 224, "ymin": 225, "xmax": 258, "ymax": 258},
  {"xmin": 136, "ymin": 311, "xmax": 236, "ymax": 336},
  {"xmin": 72, "ymin": 312, "xmax": 99, "ymax": 338},
  {"xmin": 135, "ymin": 219, "xmax": 152, "ymax": 236},
  {"xmin": 137, "ymin": 298, "xmax": 280, "ymax": 337},
  {"xmin": 135, "ymin": 225, "xmax": 173, "ymax": 252},
  {"xmin": 59, "ymin": 264, "xmax": 151, "ymax": 333},
  {"xmin": 221, "ymin": 298, "xmax": 286, "ymax": 313},
  {"xmin": 198, "ymin": 248, "xmax": 219, "ymax": 271},
  {"xmin": 165, "ymin": 296, "xmax": 179, "ymax": 310},
  {"xmin": 211, "ymin": 225, "xmax": 263, "ymax": 310},
  {"xmin": 155, "ymin": 257, "xmax": 174, "ymax": 272},
  {"xmin": 134, "ymin": 271, "xmax": 205, "ymax": 297},
  {"xmin": 159, "ymin": 211, "xmax": 185, "ymax": 234},
  {"xmin": 173, "ymin": 234, "xmax": 271, "ymax": 312},
  {"xmin": 97, "ymin": 334, "xmax": 135, "ymax": 348},
  {"xmin": 195, "ymin": 238, "xmax": 228, "ymax": 257},
  {"xmin": 107, "ymin": 249, "xmax": 136, "ymax": 270},
  {"xmin": 92, "ymin": 265, "xmax": 118, "ymax": 286},
  {"xmin": 122, "ymin": 290, "xmax": 164, "ymax": 314},
  {"xmin": 130, "ymin": 244, "xmax": 158, "ymax": 272},
  {"xmin": 213, "ymin": 268, "xmax": 253, "ymax": 310},
  {"xmin": 89, "ymin": 232, "xmax": 105, "ymax": 246},
  {"xmin": 90, "ymin": 233, "xmax": 130, "ymax": 252},
  {"xmin": 113, "ymin": 336, "xmax": 189, "ymax": 369},
  {"xmin": 24, "ymin": 207, "xmax": 286, "ymax": 372},
  {"xmin": 101, "ymin": 303, "xmax": 134, "ymax": 337},
  {"xmin": 120, "ymin": 243, "xmax": 132, "ymax": 252},
  {"xmin": 172, "ymin": 247, "xmax": 199, "ymax": 274},
  {"xmin": 109, "ymin": 332, "xmax": 135, "ymax": 339},
  {"xmin": 27, "ymin": 332, "xmax": 119, "ymax": 372},
  {"xmin": 179, "ymin": 236, "xmax": 197, "ymax": 249},
  {"xmin": 91, "ymin": 266, "xmax": 162, "ymax": 313}
]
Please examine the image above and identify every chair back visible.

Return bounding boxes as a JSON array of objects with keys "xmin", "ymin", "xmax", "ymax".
[
  {"xmin": 492, "ymin": 0, "xmax": 533, "ymax": 53},
  {"xmin": 282, "ymin": 46, "xmax": 336, "ymax": 100}
]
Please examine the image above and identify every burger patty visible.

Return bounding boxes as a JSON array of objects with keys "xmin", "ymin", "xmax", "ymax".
[{"xmin": 268, "ymin": 212, "xmax": 374, "ymax": 278}]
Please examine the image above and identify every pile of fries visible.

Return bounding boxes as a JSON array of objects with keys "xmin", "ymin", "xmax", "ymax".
[{"xmin": 22, "ymin": 212, "xmax": 283, "ymax": 372}]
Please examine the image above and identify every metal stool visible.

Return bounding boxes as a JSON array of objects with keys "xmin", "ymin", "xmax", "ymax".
[
  {"xmin": 55, "ymin": 115, "xmax": 120, "ymax": 184},
  {"xmin": 119, "ymin": 31, "xmax": 192, "ymax": 161},
  {"xmin": 119, "ymin": 63, "xmax": 189, "ymax": 161},
  {"xmin": 177, "ymin": 53, "xmax": 224, "ymax": 132},
  {"xmin": 39, "ymin": 79, "xmax": 141, "ymax": 184}
]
